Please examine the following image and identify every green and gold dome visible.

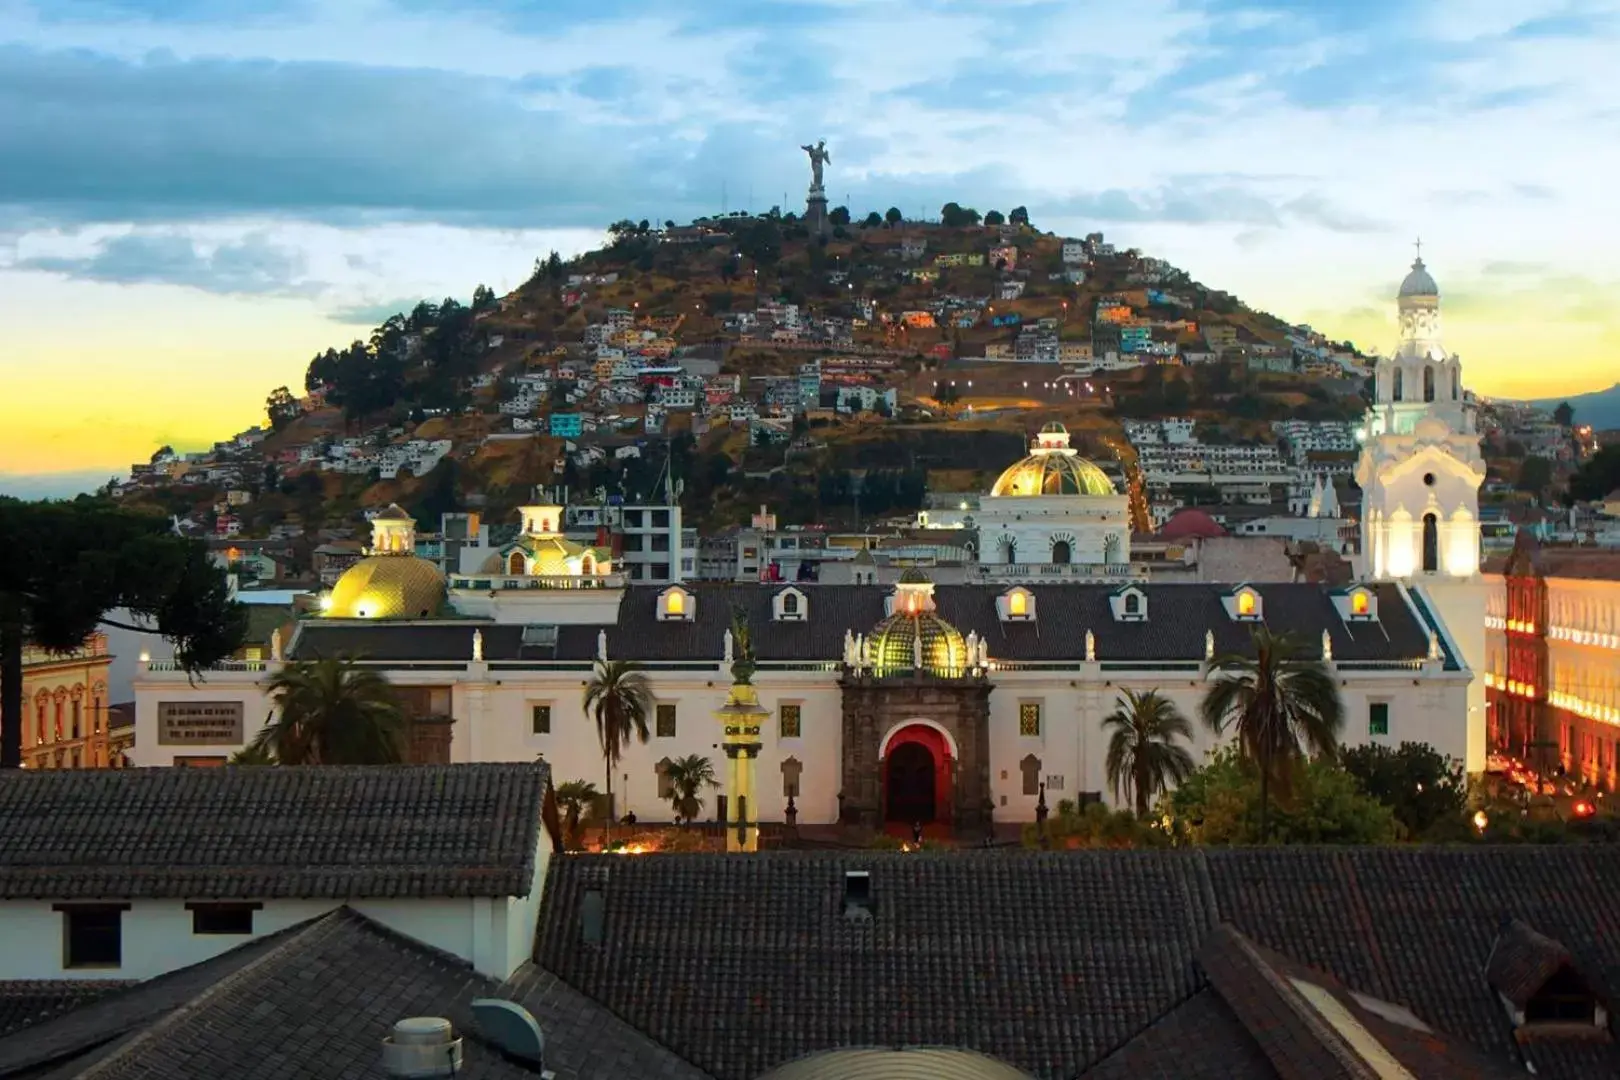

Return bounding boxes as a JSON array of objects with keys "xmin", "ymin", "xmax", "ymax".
[
  {"xmin": 990, "ymin": 422, "xmax": 1116, "ymax": 497},
  {"xmin": 869, "ymin": 569, "xmax": 967, "ymax": 677}
]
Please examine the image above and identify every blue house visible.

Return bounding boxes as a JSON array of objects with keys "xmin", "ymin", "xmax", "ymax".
[{"xmin": 548, "ymin": 413, "xmax": 583, "ymax": 437}]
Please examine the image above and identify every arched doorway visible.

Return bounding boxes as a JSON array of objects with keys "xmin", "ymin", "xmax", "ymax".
[
  {"xmin": 998, "ymin": 536, "xmax": 1016, "ymax": 564},
  {"xmin": 507, "ymin": 551, "xmax": 526, "ymax": 575},
  {"xmin": 881, "ymin": 722, "xmax": 953, "ymax": 824}
]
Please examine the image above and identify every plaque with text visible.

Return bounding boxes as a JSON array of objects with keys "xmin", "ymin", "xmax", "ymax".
[{"xmin": 157, "ymin": 702, "xmax": 244, "ymax": 745}]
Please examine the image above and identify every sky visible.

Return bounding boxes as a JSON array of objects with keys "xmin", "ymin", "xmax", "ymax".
[{"xmin": 3, "ymin": 0, "xmax": 1619, "ymax": 497}]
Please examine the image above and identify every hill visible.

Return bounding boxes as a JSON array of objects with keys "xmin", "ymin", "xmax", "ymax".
[
  {"xmin": 113, "ymin": 207, "xmax": 1372, "ymax": 537},
  {"xmin": 1525, "ymin": 383, "xmax": 1620, "ymax": 431}
]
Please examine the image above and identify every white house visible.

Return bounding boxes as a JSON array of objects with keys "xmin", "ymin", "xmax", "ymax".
[{"xmin": 0, "ymin": 763, "xmax": 553, "ymax": 983}]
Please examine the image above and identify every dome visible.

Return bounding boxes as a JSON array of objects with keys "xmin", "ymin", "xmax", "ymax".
[
  {"xmin": 869, "ymin": 608, "xmax": 967, "ymax": 677},
  {"xmin": 991, "ymin": 453, "xmax": 1116, "ymax": 497},
  {"xmin": 1398, "ymin": 257, "xmax": 1438, "ymax": 299},
  {"xmin": 897, "ymin": 566, "xmax": 932, "ymax": 584},
  {"xmin": 326, "ymin": 554, "xmax": 446, "ymax": 619},
  {"xmin": 757, "ymin": 1048, "xmax": 1033, "ymax": 1080},
  {"xmin": 1159, "ymin": 508, "xmax": 1226, "ymax": 540}
]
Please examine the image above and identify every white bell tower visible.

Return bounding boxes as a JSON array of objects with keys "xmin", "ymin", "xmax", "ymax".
[{"xmin": 1356, "ymin": 246, "xmax": 1485, "ymax": 580}]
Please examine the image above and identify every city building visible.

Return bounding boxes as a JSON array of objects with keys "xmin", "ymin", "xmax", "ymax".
[{"xmin": 20, "ymin": 633, "xmax": 114, "ymax": 770}]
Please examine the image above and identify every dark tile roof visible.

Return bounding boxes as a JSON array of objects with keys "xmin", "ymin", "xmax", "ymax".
[
  {"xmin": 0, "ymin": 983, "xmax": 128, "ymax": 1040},
  {"xmin": 4, "ymin": 909, "xmax": 711, "ymax": 1080},
  {"xmin": 0, "ymin": 764, "xmax": 547, "ymax": 900},
  {"xmin": 1487, "ymin": 919, "xmax": 1579, "ymax": 1011},
  {"xmin": 535, "ymin": 851, "xmax": 1217, "ymax": 1080},
  {"xmin": 291, "ymin": 582, "xmax": 1435, "ymax": 666},
  {"xmin": 1078, "ymin": 988, "xmax": 1273, "ymax": 1080},
  {"xmin": 536, "ymin": 847, "xmax": 1620, "ymax": 1080}
]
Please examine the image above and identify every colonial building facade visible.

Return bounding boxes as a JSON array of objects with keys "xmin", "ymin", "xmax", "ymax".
[{"xmin": 22, "ymin": 633, "xmax": 116, "ymax": 770}]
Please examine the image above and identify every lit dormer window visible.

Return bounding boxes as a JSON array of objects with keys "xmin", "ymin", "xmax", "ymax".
[
  {"xmin": 1333, "ymin": 586, "xmax": 1379, "ymax": 623},
  {"xmin": 999, "ymin": 587, "xmax": 1035, "ymax": 622},
  {"xmin": 1109, "ymin": 586, "xmax": 1148, "ymax": 622},
  {"xmin": 1223, "ymin": 586, "xmax": 1263, "ymax": 622},
  {"xmin": 774, "ymin": 587, "xmax": 808, "ymax": 622},
  {"xmin": 659, "ymin": 586, "xmax": 694, "ymax": 622}
]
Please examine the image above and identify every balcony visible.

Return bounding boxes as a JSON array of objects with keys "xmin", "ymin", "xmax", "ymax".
[
  {"xmin": 448, "ymin": 573, "xmax": 627, "ymax": 592},
  {"xmin": 145, "ymin": 658, "xmax": 267, "ymax": 673},
  {"xmin": 972, "ymin": 562, "xmax": 1144, "ymax": 582}
]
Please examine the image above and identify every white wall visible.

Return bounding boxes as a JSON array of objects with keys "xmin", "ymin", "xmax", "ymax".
[{"xmin": 131, "ymin": 670, "xmax": 271, "ymax": 767}]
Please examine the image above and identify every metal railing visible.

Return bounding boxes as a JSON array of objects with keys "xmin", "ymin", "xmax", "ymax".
[
  {"xmin": 972, "ymin": 562, "xmax": 1143, "ymax": 581},
  {"xmin": 449, "ymin": 574, "xmax": 626, "ymax": 591},
  {"xmin": 144, "ymin": 659, "xmax": 266, "ymax": 673}
]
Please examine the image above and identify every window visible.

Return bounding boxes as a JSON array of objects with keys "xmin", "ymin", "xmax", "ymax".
[
  {"xmin": 1009, "ymin": 590, "xmax": 1027, "ymax": 617},
  {"xmin": 531, "ymin": 704, "xmax": 552, "ymax": 735},
  {"xmin": 651, "ymin": 534, "xmax": 670, "ymax": 552},
  {"xmin": 1421, "ymin": 513, "xmax": 1438, "ymax": 574},
  {"xmin": 779, "ymin": 703, "xmax": 802, "ymax": 739},
  {"xmin": 656, "ymin": 703, "xmax": 677, "ymax": 738},
  {"xmin": 1125, "ymin": 593, "xmax": 1140, "ymax": 615},
  {"xmin": 1369, "ymin": 702, "xmax": 1390, "ymax": 737},
  {"xmin": 1237, "ymin": 591, "xmax": 1256, "ymax": 617},
  {"xmin": 59, "ymin": 904, "xmax": 126, "ymax": 968},
  {"xmin": 1351, "ymin": 591, "xmax": 1369, "ymax": 616},
  {"xmin": 189, "ymin": 902, "xmax": 258, "ymax": 935},
  {"xmin": 783, "ymin": 592, "xmax": 799, "ymax": 616},
  {"xmin": 651, "ymin": 510, "xmax": 670, "ymax": 529},
  {"xmin": 71, "ymin": 699, "xmax": 82, "ymax": 739},
  {"xmin": 1019, "ymin": 702, "xmax": 1042, "ymax": 737}
]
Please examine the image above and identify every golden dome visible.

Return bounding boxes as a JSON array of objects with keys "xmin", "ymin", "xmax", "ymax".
[
  {"xmin": 991, "ymin": 453, "xmax": 1115, "ymax": 497},
  {"xmin": 326, "ymin": 554, "xmax": 446, "ymax": 619},
  {"xmin": 869, "ymin": 610, "xmax": 967, "ymax": 677}
]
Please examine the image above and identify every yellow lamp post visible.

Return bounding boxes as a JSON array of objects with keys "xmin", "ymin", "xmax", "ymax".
[{"xmin": 716, "ymin": 606, "xmax": 767, "ymax": 853}]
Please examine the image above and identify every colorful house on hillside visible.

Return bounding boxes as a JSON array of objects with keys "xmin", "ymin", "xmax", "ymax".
[{"xmin": 548, "ymin": 413, "xmax": 583, "ymax": 437}]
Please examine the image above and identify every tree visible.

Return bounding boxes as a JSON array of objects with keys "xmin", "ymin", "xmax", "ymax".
[
  {"xmin": 582, "ymin": 659, "xmax": 655, "ymax": 844},
  {"xmin": 545, "ymin": 250, "xmax": 565, "ymax": 282},
  {"xmin": 265, "ymin": 386, "xmax": 302, "ymax": 432},
  {"xmin": 553, "ymin": 779, "xmax": 598, "ymax": 850},
  {"xmin": 1339, "ymin": 741, "xmax": 1466, "ymax": 839},
  {"xmin": 1568, "ymin": 444, "xmax": 1620, "ymax": 503},
  {"xmin": 884, "ymin": 207, "xmax": 903, "ymax": 226},
  {"xmin": 1200, "ymin": 627, "xmax": 1344, "ymax": 840},
  {"xmin": 1008, "ymin": 205, "xmax": 1030, "ymax": 227},
  {"xmin": 246, "ymin": 657, "xmax": 407, "ymax": 765},
  {"xmin": 983, "ymin": 209, "xmax": 1006, "ymax": 226},
  {"xmin": 1553, "ymin": 401, "xmax": 1575, "ymax": 428},
  {"xmin": 830, "ymin": 205, "xmax": 851, "ymax": 226},
  {"xmin": 471, "ymin": 283, "xmax": 497, "ymax": 312},
  {"xmin": 863, "ymin": 211, "xmax": 883, "ymax": 228},
  {"xmin": 737, "ymin": 219, "xmax": 782, "ymax": 266},
  {"xmin": 1516, "ymin": 455, "xmax": 1553, "ymax": 494},
  {"xmin": 1103, "ymin": 690, "xmax": 1196, "ymax": 817},
  {"xmin": 664, "ymin": 754, "xmax": 719, "ymax": 822},
  {"xmin": 1, "ymin": 499, "xmax": 245, "ymax": 768},
  {"xmin": 939, "ymin": 202, "xmax": 981, "ymax": 227},
  {"xmin": 229, "ymin": 743, "xmax": 276, "ymax": 765},
  {"xmin": 1165, "ymin": 746, "xmax": 1399, "ymax": 845}
]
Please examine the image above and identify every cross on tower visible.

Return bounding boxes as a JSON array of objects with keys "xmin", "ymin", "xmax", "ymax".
[{"xmin": 1413, "ymin": 236, "xmax": 1423, "ymax": 260}]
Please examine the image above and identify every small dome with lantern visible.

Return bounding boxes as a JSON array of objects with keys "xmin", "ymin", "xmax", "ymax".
[
  {"xmin": 868, "ymin": 569, "xmax": 967, "ymax": 677},
  {"xmin": 1398, "ymin": 256, "xmax": 1438, "ymax": 299},
  {"xmin": 990, "ymin": 423, "xmax": 1116, "ymax": 497},
  {"xmin": 325, "ymin": 505, "xmax": 447, "ymax": 619}
]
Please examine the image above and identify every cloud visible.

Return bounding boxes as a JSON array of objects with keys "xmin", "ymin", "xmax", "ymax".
[
  {"xmin": 14, "ymin": 231, "xmax": 317, "ymax": 296},
  {"xmin": 326, "ymin": 297, "xmax": 425, "ymax": 325}
]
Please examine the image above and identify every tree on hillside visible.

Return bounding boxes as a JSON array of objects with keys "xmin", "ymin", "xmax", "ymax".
[
  {"xmin": 1103, "ymin": 689, "xmax": 1196, "ymax": 817},
  {"xmin": 0, "ymin": 499, "xmax": 246, "ymax": 768},
  {"xmin": 471, "ymin": 283, "xmax": 497, "ymax": 312},
  {"xmin": 247, "ymin": 657, "xmax": 407, "ymax": 765},
  {"xmin": 265, "ymin": 386, "xmax": 302, "ymax": 432},
  {"xmin": 1553, "ymin": 401, "xmax": 1575, "ymax": 427},
  {"xmin": 1200, "ymin": 626, "xmax": 1344, "ymax": 840},
  {"xmin": 1009, "ymin": 206, "xmax": 1030, "ymax": 226},
  {"xmin": 862, "ymin": 211, "xmax": 883, "ymax": 228},
  {"xmin": 830, "ymin": 205, "xmax": 851, "ymax": 226},
  {"xmin": 983, "ymin": 209, "xmax": 1005, "ymax": 226},
  {"xmin": 1516, "ymin": 455, "xmax": 1553, "ymax": 495},
  {"xmin": 737, "ymin": 219, "xmax": 782, "ymax": 267},
  {"xmin": 546, "ymin": 250, "xmax": 565, "ymax": 281},
  {"xmin": 885, "ymin": 207, "xmax": 903, "ymax": 226},
  {"xmin": 582, "ymin": 659, "xmax": 655, "ymax": 845},
  {"xmin": 940, "ymin": 202, "xmax": 981, "ymax": 227},
  {"xmin": 1568, "ymin": 444, "xmax": 1620, "ymax": 503}
]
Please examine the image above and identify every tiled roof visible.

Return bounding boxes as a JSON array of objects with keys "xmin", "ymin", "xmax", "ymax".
[
  {"xmin": 537, "ymin": 847, "xmax": 1620, "ymax": 1080},
  {"xmin": 291, "ymin": 582, "xmax": 1435, "ymax": 666},
  {"xmin": 1486, "ymin": 919, "xmax": 1579, "ymax": 1010},
  {"xmin": 1078, "ymin": 989, "xmax": 1272, "ymax": 1079},
  {"xmin": 0, "ymin": 983, "xmax": 128, "ymax": 1040},
  {"xmin": 3, "ymin": 909, "xmax": 711, "ymax": 1080},
  {"xmin": 0, "ymin": 764, "xmax": 547, "ymax": 900}
]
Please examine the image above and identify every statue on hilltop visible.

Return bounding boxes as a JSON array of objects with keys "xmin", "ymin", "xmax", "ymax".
[{"xmin": 801, "ymin": 139, "xmax": 830, "ymax": 191}]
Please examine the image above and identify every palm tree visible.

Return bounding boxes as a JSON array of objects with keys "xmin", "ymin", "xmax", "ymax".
[
  {"xmin": 664, "ymin": 754, "xmax": 719, "ymax": 823},
  {"xmin": 582, "ymin": 659, "xmax": 655, "ymax": 845},
  {"xmin": 229, "ymin": 743, "xmax": 276, "ymax": 765},
  {"xmin": 1103, "ymin": 689, "xmax": 1196, "ymax": 818},
  {"xmin": 1200, "ymin": 626, "xmax": 1344, "ymax": 840},
  {"xmin": 553, "ymin": 779, "xmax": 598, "ymax": 851},
  {"xmin": 249, "ymin": 657, "xmax": 407, "ymax": 765}
]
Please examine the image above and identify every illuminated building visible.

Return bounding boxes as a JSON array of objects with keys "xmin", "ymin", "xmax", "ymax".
[
  {"xmin": 975, "ymin": 423, "xmax": 1132, "ymax": 570},
  {"xmin": 22, "ymin": 633, "xmax": 115, "ymax": 769}
]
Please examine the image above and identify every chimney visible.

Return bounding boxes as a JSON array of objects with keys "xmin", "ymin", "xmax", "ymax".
[
  {"xmin": 842, "ymin": 870, "xmax": 874, "ymax": 921},
  {"xmin": 381, "ymin": 1017, "xmax": 463, "ymax": 1078}
]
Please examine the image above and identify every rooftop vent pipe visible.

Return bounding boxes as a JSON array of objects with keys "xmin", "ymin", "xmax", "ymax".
[{"xmin": 381, "ymin": 1016, "xmax": 463, "ymax": 1078}]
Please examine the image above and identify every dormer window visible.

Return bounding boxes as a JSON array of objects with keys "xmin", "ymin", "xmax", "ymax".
[
  {"xmin": 1223, "ymin": 586, "xmax": 1263, "ymax": 622},
  {"xmin": 774, "ymin": 587, "xmax": 808, "ymax": 622},
  {"xmin": 998, "ymin": 587, "xmax": 1035, "ymax": 622},
  {"xmin": 1487, "ymin": 919, "xmax": 1608, "ymax": 1033},
  {"xmin": 659, "ymin": 586, "xmax": 694, "ymax": 622},
  {"xmin": 1333, "ymin": 586, "xmax": 1379, "ymax": 623},
  {"xmin": 1109, "ymin": 586, "xmax": 1148, "ymax": 622}
]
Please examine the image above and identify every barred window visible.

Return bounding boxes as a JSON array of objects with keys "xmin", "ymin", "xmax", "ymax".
[
  {"xmin": 656, "ymin": 703, "xmax": 677, "ymax": 738},
  {"xmin": 779, "ymin": 704, "xmax": 802, "ymax": 739},
  {"xmin": 1018, "ymin": 702, "xmax": 1042, "ymax": 737},
  {"xmin": 531, "ymin": 704, "xmax": 552, "ymax": 735}
]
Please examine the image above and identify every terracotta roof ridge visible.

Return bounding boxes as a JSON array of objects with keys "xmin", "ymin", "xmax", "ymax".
[{"xmin": 66, "ymin": 909, "xmax": 359, "ymax": 1080}]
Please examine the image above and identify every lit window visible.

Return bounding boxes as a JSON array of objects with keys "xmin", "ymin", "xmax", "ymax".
[
  {"xmin": 667, "ymin": 590, "xmax": 685, "ymax": 616},
  {"xmin": 1019, "ymin": 702, "xmax": 1042, "ymax": 737},
  {"xmin": 656, "ymin": 703, "xmax": 677, "ymax": 738},
  {"xmin": 1351, "ymin": 591, "xmax": 1369, "ymax": 616},
  {"xmin": 779, "ymin": 704, "xmax": 802, "ymax": 739},
  {"xmin": 1009, "ymin": 590, "xmax": 1027, "ymax": 616},
  {"xmin": 1237, "ymin": 591, "xmax": 1256, "ymax": 616}
]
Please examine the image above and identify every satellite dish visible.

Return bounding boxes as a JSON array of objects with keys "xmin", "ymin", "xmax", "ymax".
[{"xmin": 469, "ymin": 999, "xmax": 545, "ymax": 1066}]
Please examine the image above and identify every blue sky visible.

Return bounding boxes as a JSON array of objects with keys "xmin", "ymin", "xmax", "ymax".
[{"xmin": 3, "ymin": 0, "xmax": 1619, "ymax": 492}]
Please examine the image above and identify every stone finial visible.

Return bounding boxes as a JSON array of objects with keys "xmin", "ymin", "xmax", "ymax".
[
  {"xmin": 1085, "ymin": 629, "xmax": 1096, "ymax": 662},
  {"xmin": 979, "ymin": 637, "xmax": 990, "ymax": 668},
  {"xmin": 1429, "ymin": 630, "xmax": 1442, "ymax": 661},
  {"xmin": 724, "ymin": 627, "xmax": 735, "ymax": 665},
  {"xmin": 1204, "ymin": 629, "xmax": 1215, "ymax": 661},
  {"xmin": 269, "ymin": 627, "xmax": 283, "ymax": 662},
  {"xmin": 597, "ymin": 629, "xmax": 608, "ymax": 661},
  {"xmin": 843, "ymin": 629, "xmax": 855, "ymax": 667},
  {"xmin": 472, "ymin": 628, "xmax": 484, "ymax": 662},
  {"xmin": 1321, "ymin": 628, "xmax": 1332, "ymax": 663},
  {"xmin": 965, "ymin": 630, "xmax": 979, "ymax": 668}
]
